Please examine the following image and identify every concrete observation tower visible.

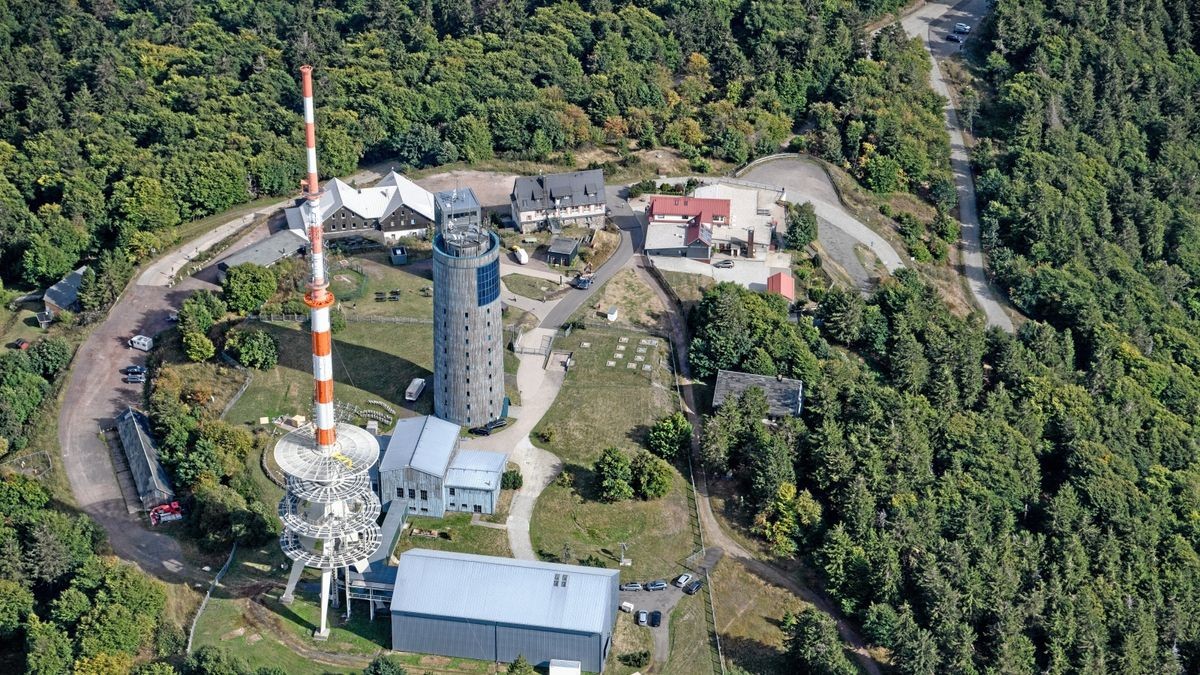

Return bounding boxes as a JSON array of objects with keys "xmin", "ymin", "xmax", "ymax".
[
  {"xmin": 276, "ymin": 64, "xmax": 382, "ymax": 640},
  {"xmin": 432, "ymin": 215, "xmax": 506, "ymax": 428}
]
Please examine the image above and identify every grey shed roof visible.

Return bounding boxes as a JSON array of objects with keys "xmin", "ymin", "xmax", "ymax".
[
  {"xmin": 435, "ymin": 188, "xmax": 480, "ymax": 212},
  {"xmin": 445, "ymin": 449, "xmax": 507, "ymax": 490},
  {"xmin": 391, "ymin": 549, "xmax": 619, "ymax": 634},
  {"xmin": 712, "ymin": 370, "xmax": 804, "ymax": 417},
  {"xmin": 45, "ymin": 266, "xmax": 88, "ymax": 311},
  {"xmin": 381, "ymin": 415, "xmax": 460, "ymax": 477},
  {"xmin": 115, "ymin": 408, "xmax": 175, "ymax": 508},
  {"xmin": 512, "ymin": 170, "xmax": 606, "ymax": 212},
  {"xmin": 218, "ymin": 229, "xmax": 306, "ymax": 270},
  {"xmin": 548, "ymin": 237, "xmax": 581, "ymax": 256}
]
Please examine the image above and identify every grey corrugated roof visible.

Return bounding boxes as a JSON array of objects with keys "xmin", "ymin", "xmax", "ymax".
[
  {"xmin": 45, "ymin": 266, "xmax": 88, "ymax": 311},
  {"xmin": 712, "ymin": 370, "xmax": 804, "ymax": 417},
  {"xmin": 445, "ymin": 449, "xmax": 507, "ymax": 490},
  {"xmin": 115, "ymin": 407, "xmax": 175, "ymax": 507},
  {"xmin": 391, "ymin": 550, "xmax": 619, "ymax": 634},
  {"xmin": 548, "ymin": 237, "xmax": 580, "ymax": 256},
  {"xmin": 218, "ymin": 229, "xmax": 306, "ymax": 270},
  {"xmin": 512, "ymin": 170, "xmax": 606, "ymax": 212},
  {"xmin": 380, "ymin": 415, "xmax": 460, "ymax": 477}
]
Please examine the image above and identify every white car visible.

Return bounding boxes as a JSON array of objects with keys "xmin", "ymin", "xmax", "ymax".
[
  {"xmin": 954, "ymin": 22, "xmax": 971, "ymax": 33},
  {"xmin": 673, "ymin": 573, "xmax": 693, "ymax": 588}
]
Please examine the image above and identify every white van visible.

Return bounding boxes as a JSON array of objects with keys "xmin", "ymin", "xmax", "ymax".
[
  {"xmin": 405, "ymin": 378, "xmax": 426, "ymax": 401},
  {"xmin": 128, "ymin": 335, "xmax": 154, "ymax": 352}
]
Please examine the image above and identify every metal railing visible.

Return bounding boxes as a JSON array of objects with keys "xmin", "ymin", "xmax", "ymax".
[{"xmin": 187, "ymin": 542, "xmax": 238, "ymax": 654}]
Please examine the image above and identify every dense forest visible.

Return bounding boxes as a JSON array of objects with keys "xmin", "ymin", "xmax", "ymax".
[
  {"xmin": 0, "ymin": 0, "xmax": 941, "ymax": 297},
  {"xmin": 689, "ymin": 0, "xmax": 1200, "ymax": 672}
]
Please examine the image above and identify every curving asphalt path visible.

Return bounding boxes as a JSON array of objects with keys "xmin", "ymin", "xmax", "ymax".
[{"xmin": 899, "ymin": 0, "xmax": 1015, "ymax": 331}]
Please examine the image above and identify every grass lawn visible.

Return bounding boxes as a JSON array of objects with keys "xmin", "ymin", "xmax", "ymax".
[
  {"xmin": 664, "ymin": 590, "xmax": 716, "ymax": 675},
  {"xmin": 529, "ymin": 327, "xmax": 708, "ymax": 671},
  {"xmin": 659, "ymin": 271, "xmax": 715, "ymax": 314},
  {"xmin": 393, "ymin": 511, "xmax": 511, "ymax": 559},
  {"xmin": 710, "ymin": 560, "xmax": 812, "ymax": 675},
  {"xmin": 502, "ymin": 349, "xmax": 521, "ymax": 408},
  {"xmin": 570, "ymin": 269, "xmax": 670, "ymax": 333},
  {"xmin": 223, "ymin": 321, "xmax": 434, "ymax": 426},
  {"xmin": 503, "ymin": 273, "xmax": 564, "ymax": 300},
  {"xmin": 329, "ymin": 256, "xmax": 433, "ymax": 319}
]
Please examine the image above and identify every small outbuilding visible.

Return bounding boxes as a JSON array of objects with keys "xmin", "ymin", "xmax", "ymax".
[
  {"xmin": 389, "ymin": 246, "xmax": 409, "ymax": 266},
  {"xmin": 115, "ymin": 407, "xmax": 175, "ymax": 510},
  {"xmin": 546, "ymin": 237, "xmax": 581, "ymax": 266},
  {"xmin": 712, "ymin": 370, "xmax": 804, "ymax": 418},
  {"xmin": 44, "ymin": 266, "xmax": 88, "ymax": 317},
  {"xmin": 766, "ymin": 272, "xmax": 796, "ymax": 302},
  {"xmin": 390, "ymin": 550, "xmax": 620, "ymax": 672}
]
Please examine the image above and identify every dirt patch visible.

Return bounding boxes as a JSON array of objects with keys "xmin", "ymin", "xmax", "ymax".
[
  {"xmin": 415, "ymin": 170, "xmax": 520, "ymax": 209},
  {"xmin": 221, "ymin": 627, "xmax": 247, "ymax": 641},
  {"xmin": 419, "ymin": 655, "xmax": 453, "ymax": 667},
  {"xmin": 581, "ymin": 269, "xmax": 670, "ymax": 332}
]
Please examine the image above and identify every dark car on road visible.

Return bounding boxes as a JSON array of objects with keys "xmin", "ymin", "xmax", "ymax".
[
  {"xmin": 121, "ymin": 365, "xmax": 147, "ymax": 375},
  {"xmin": 469, "ymin": 419, "xmax": 509, "ymax": 436},
  {"xmin": 620, "ymin": 582, "xmax": 644, "ymax": 592},
  {"xmin": 683, "ymin": 579, "xmax": 704, "ymax": 595},
  {"xmin": 947, "ymin": 33, "xmax": 964, "ymax": 43},
  {"xmin": 573, "ymin": 275, "xmax": 594, "ymax": 290},
  {"xmin": 647, "ymin": 580, "xmax": 668, "ymax": 591},
  {"xmin": 649, "ymin": 611, "xmax": 662, "ymax": 627}
]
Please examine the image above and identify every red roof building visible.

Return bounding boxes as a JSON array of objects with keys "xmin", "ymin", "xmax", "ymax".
[
  {"xmin": 648, "ymin": 196, "xmax": 731, "ymax": 227},
  {"xmin": 767, "ymin": 272, "xmax": 795, "ymax": 302}
]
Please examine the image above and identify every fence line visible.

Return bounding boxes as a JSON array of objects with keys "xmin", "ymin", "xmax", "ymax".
[
  {"xmin": 663, "ymin": 332, "xmax": 725, "ymax": 675},
  {"xmin": 186, "ymin": 542, "xmax": 238, "ymax": 654},
  {"xmin": 249, "ymin": 313, "xmax": 432, "ymax": 325}
]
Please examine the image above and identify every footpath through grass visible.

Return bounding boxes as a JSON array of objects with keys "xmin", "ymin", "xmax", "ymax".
[{"xmin": 529, "ymin": 324, "xmax": 711, "ymax": 674}]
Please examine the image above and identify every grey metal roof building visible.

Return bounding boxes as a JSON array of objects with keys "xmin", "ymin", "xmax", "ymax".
[
  {"xmin": 390, "ymin": 550, "xmax": 619, "ymax": 672},
  {"xmin": 546, "ymin": 237, "xmax": 581, "ymax": 267},
  {"xmin": 712, "ymin": 370, "xmax": 804, "ymax": 418},
  {"xmin": 44, "ymin": 266, "xmax": 88, "ymax": 315},
  {"xmin": 378, "ymin": 416, "xmax": 507, "ymax": 517},
  {"xmin": 216, "ymin": 229, "xmax": 307, "ymax": 280},
  {"xmin": 115, "ymin": 408, "xmax": 175, "ymax": 510},
  {"xmin": 380, "ymin": 416, "xmax": 460, "ymax": 477}
]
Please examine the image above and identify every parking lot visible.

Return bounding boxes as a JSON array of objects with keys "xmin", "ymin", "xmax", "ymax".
[{"xmin": 618, "ymin": 575, "xmax": 702, "ymax": 662}]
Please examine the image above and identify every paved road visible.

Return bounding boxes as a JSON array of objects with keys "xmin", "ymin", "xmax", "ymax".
[
  {"xmin": 539, "ymin": 188, "xmax": 644, "ymax": 328},
  {"xmin": 59, "ymin": 165, "xmax": 391, "ymax": 580},
  {"xmin": 901, "ymin": 0, "xmax": 1015, "ymax": 331},
  {"xmin": 457, "ymin": 328, "xmax": 565, "ymax": 561},
  {"xmin": 739, "ymin": 158, "xmax": 906, "ymax": 288},
  {"xmin": 634, "ymin": 260, "xmax": 884, "ymax": 675}
]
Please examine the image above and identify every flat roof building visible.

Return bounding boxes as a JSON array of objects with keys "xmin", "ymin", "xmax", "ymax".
[
  {"xmin": 216, "ymin": 229, "xmax": 307, "ymax": 281},
  {"xmin": 390, "ymin": 550, "xmax": 619, "ymax": 672},
  {"xmin": 712, "ymin": 370, "xmax": 804, "ymax": 418},
  {"xmin": 546, "ymin": 236, "xmax": 581, "ymax": 267},
  {"xmin": 767, "ymin": 271, "xmax": 796, "ymax": 302}
]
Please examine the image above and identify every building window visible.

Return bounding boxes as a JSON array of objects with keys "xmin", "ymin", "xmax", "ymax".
[
  {"xmin": 396, "ymin": 487, "xmax": 403, "ymax": 498},
  {"xmin": 421, "ymin": 507, "xmax": 428, "ymax": 512},
  {"xmin": 420, "ymin": 490, "xmax": 428, "ymax": 501},
  {"xmin": 476, "ymin": 259, "xmax": 500, "ymax": 306},
  {"xmin": 408, "ymin": 489, "xmax": 415, "ymax": 499},
  {"xmin": 449, "ymin": 503, "xmax": 455, "ymax": 508},
  {"xmin": 449, "ymin": 488, "xmax": 456, "ymax": 496}
]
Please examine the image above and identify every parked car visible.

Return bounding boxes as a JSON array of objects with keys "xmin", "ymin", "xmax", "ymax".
[
  {"xmin": 636, "ymin": 610, "xmax": 649, "ymax": 626},
  {"xmin": 713, "ymin": 259, "xmax": 735, "ymax": 269},
  {"xmin": 684, "ymin": 579, "xmax": 704, "ymax": 595},
  {"xmin": 124, "ymin": 374, "xmax": 146, "ymax": 384},
  {"xmin": 486, "ymin": 418, "xmax": 509, "ymax": 431},
  {"xmin": 573, "ymin": 275, "xmax": 594, "ymax": 290},
  {"xmin": 121, "ymin": 365, "xmax": 148, "ymax": 375},
  {"xmin": 128, "ymin": 335, "xmax": 154, "ymax": 351},
  {"xmin": 673, "ymin": 573, "xmax": 693, "ymax": 588},
  {"xmin": 167, "ymin": 311, "xmax": 179, "ymax": 322},
  {"xmin": 647, "ymin": 580, "xmax": 668, "ymax": 591},
  {"xmin": 954, "ymin": 22, "xmax": 971, "ymax": 33},
  {"xmin": 947, "ymin": 33, "xmax": 964, "ymax": 43},
  {"xmin": 649, "ymin": 611, "xmax": 662, "ymax": 627},
  {"xmin": 468, "ymin": 425, "xmax": 494, "ymax": 436},
  {"xmin": 620, "ymin": 582, "xmax": 644, "ymax": 592}
]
